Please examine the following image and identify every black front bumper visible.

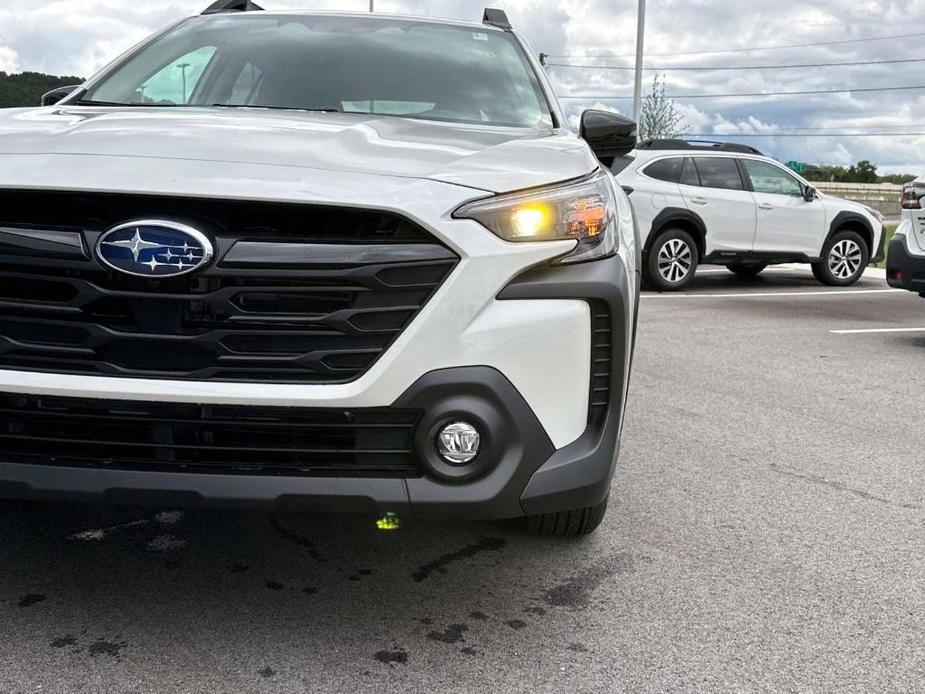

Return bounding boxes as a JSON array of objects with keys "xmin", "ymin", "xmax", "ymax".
[
  {"xmin": 886, "ymin": 236, "xmax": 925, "ymax": 295},
  {"xmin": 0, "ymin": 254, "xmax": 636, "ymax": 520}
]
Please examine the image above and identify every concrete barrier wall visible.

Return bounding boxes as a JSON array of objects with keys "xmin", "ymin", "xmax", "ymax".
[{"xmin": 814, "ymin": 182, "xmax": 902, "ymax": 219}]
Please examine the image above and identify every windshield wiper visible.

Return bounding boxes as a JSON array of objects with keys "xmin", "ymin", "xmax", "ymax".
[
  {"xmin": 74, "ymin": 99, "xmax": 137, "ymax": 107},
  {"xmin": 74, "ymin": 99, "xmax": 188, "ymax": 107},
  {"xmin": 211, "ymin": 104, "xmax": 342, "ymax": 113}
]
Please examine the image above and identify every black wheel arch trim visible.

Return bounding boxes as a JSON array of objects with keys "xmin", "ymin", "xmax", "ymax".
[
  {"xmin": 827, "ymin": 211, "xmax": 875, "ymax": 256},
  {"xmin": 646, "ymin": 207, "xmax": 707, "ymax": 256}
]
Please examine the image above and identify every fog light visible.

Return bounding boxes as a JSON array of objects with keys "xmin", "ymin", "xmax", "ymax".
[
  {"xmin": 376, "ymin": 513, "xmax": 400, "ymax": 531},
  {"xmin": 436, "ymin": 421, "xmax": 481, "ymax": 465}
]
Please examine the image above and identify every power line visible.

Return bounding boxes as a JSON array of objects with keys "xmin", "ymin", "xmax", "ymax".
[
  {"xmin": 685, "ymin": 132, "xmax": 925, "ymax": 137},
  {"xmin": 558, "ymin": 84, "xmax": 925, "ymax": 99},
  {"xmin": 546, "ymin": 57, "xmax": 925, "ymax": 72},
  {"xmin": 547, "ymin": 30, "xmax": 925, "ymax": 59},
  {"xmin": 737, "ymin": 123, "xmax": 925, "ymax": 132}
]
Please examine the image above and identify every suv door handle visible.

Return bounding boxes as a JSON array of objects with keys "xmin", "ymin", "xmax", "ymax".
[
  {"xmin": 757, "ymin": 202, "xmax": 774, "ymax": 210},
  {"xmin": 689, "ymin": 197, "xmax": 708, "ymax": 206}
]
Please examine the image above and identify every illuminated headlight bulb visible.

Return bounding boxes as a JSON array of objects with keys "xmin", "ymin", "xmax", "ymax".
[
  {"xmin": 511, "ymin": 206, "xmax": 548, "ymax": 239},
  {"xmin": 436, "ymin": 421, "xmax": 481, "ymax": 465}
]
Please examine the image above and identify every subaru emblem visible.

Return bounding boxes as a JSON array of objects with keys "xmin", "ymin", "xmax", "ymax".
[{"xmin": 96, "ymin": 220, "xmax": 213, "ymax": 278}]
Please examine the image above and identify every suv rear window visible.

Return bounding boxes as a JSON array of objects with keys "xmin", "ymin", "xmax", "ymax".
[
  {"xmin": 692, "ymin": 157, "xmax": 744, "ymax": 191},
  {"xmin": 643, "ymin": 157, "xmax": 684, "ymax": 183}
]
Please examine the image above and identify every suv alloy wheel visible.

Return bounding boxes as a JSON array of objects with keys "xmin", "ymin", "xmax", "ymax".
[
  {"xmin": 812, "ymin": 230, "xmax": 869, "ymax": 286},
  {"xmin": 645, "ymin": 228, "xmax": 699, "ymax": 291}
]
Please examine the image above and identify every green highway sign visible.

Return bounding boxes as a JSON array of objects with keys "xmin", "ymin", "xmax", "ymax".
[{"xmin": 786, "ymin": 161, "xmax": 807, "ymax": 174}]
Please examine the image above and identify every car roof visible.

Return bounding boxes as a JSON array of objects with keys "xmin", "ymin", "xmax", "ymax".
[{"xmin": 195, "ymin": 10, "xmax": 508, "ymax": 32}]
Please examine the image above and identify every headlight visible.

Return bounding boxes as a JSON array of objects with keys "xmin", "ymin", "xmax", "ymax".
[
  {"xmin": 863, "ymin": 205, "xmax": 885, "ymax": 223},
  {"xmin": 453, "ymin": 170, "xmax": 618, "ymax": 264}
]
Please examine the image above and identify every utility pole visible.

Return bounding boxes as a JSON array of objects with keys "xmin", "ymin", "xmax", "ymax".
[
  {"xmin": 177, "ymin": 62, "xmax": 191, "ymax": 103},
  {"xmin": 369, "ymin": 0, "xmax": 374, "ymax": 11},
  {"xmin": 632, "ymin": 0, "xmax": 646, "ymax": 123}
]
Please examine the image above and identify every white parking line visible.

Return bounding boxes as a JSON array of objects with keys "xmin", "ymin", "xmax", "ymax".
[
  {"xmin": 831, "ymin": 327, "xmax": 925, "ymax": 335},
  {"xmin": 642, "ymin": 289, "xmax": 903, "ymax": 300}
]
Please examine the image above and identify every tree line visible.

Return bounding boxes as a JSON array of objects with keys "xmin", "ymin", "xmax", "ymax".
[
  {"xmin": 803, "ymin": 161, "xmax": 916, "ymax": 185},
  {"xmin": 0, "ymin": 71, "xmax": 84, "ymax": 109}
]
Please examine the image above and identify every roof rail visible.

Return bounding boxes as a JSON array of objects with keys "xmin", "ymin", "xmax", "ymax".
[
  {"xmin": 638, "ymin": 139, "xmax": 764, "ymax": 156},
  {"xmin": 202, "ymin": 0, "xmax": 263, "ymax": 15},
  {"xmin": 483, "ymin": 8, "xmax": 513, "ymax": 30}
]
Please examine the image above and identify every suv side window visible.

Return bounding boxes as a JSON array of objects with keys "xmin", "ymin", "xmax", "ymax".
[
  {"xmin": 643, "ymin": 157, "xmax": 684, "ymax": 183},
  {"xmin": 692, "ymin": 157, "xmax": 744, "ymax": 191},
  {"xmin": 742, "ymin": 159, "xmax": 804, "ymax": 197}
]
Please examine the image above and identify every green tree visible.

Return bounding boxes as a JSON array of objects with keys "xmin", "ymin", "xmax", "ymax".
[
  {"xmin": 849, "ymin": 160, "xmax": 878, "ymax": 183},
  {"xmin": 0, "ymin": 71, "xmax": 85, "ymax": 108}
]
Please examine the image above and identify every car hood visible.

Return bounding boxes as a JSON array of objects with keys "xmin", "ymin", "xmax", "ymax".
[
  {"xmin": 818, "ymin": 192, "xmax": 880, "ymax": 219},
  {"xmin": 0, "ymin": 106, "xmax": 598, "ymax": 194}
]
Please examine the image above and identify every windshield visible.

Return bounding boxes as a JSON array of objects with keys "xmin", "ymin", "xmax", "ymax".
[{"xmin": 83, "ymin": 15, "xmax": 553, "ymax": 129}]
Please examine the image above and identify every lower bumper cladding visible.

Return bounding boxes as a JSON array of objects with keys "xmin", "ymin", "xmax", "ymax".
[{"xmin": 886, "ymin": 236, "xmax": 925, "ymax": 295}]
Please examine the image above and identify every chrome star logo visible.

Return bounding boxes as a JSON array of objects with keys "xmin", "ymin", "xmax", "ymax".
[
  {"xmin": 101, "ymin": 229, "xmax": 166, "ymax": 263},
  {"xmin": 96, "ymin": 221, "xmax": 213, "ymax": 278}
]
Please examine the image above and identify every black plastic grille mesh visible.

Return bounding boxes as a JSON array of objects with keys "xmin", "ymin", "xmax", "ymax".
[
  {"xmin": 0, "ymin": 190, "xmax": 457, "ymax": 383},
  {"xmin": 0, "ymin": 393, "xmax": 422, "ymax": 477}
]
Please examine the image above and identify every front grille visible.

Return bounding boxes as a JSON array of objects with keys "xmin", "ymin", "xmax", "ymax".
[
  {"xmin": 0, "ymin": 393, "xmax": 422, "ymax": 477},
  {"xmin": 0, "ymin": 190, "xmax": 457, "ymax": 383},
  {"xmin": 589, "ymin": 301, "xmax": 613, "ymax": 426}
]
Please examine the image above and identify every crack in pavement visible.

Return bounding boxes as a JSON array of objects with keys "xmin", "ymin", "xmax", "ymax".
[{"xmin": 770, "ymin": 464, "xmax": 919, "ymax": 510}]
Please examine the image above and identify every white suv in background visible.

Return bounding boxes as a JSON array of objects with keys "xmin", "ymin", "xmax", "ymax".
[
  {"xmin": 886, "ymin": 175, "xmax": 925, "ymax": 296},
  {"xmin": 614, "ymin": 140, "xmax": 885, "ymax": 291}
]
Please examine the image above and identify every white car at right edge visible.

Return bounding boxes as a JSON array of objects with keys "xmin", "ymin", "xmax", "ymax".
[
  {"xmin": 614, "ymin": 139, "xmax": 886, "ymax": 291},
  {"xmin": 887, "ymin": 175, "xmax": 925, "ymax": 296}
]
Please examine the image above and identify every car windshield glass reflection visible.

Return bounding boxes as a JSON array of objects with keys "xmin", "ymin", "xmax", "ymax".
[{"xmin": 84, "ymin": 15, "xmax": 553, "ymax": 128}]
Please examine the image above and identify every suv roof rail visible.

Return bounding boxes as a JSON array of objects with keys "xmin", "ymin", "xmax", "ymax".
[
  {"xmin": 202, "ymin": 0, "xmax": 263, "ymax": 14},
  {"xmin": 483, "ymin": 8, "xmax": 513, "ymax": 30},
  {"xmin": 638, "ymin": 139, "xmax": 764, "ymax": 156}
]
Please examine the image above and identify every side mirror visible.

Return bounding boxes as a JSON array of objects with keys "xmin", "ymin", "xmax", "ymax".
[
  {"xmin": 579, "ymin": 110, "xmax": 637, "ymax": 165},
  {"xmin": 803, "ymin": 185, "xmax": 817, "ymax": 203},
  {"xmin": 41, "ymin": 85, "xmax": 80, "ymax": 106}
]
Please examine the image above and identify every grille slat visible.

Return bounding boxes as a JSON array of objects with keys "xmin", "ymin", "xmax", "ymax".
[
  {"xmin": 0, "ymin": 393, "xmax": 423, "ymax": 477},
  {"xmin": 588, "ymin": 304, "xmax": 613, "ymax": 426},
  {"xmin": 0, "ymin": 190, "xmax": 457, "ymax": 383}
]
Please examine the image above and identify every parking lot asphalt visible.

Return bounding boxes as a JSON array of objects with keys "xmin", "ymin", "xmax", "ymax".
[{"xmin": 1, "ymin": 266, "xmax": 923, "ymax": 694}]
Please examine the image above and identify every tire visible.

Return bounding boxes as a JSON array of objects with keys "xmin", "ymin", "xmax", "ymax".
[
  {"xmin": 727, "ymin": 263, "xmax": 767, "ymax": 277},
  {"xmin": 812, "ymin": 230, "xmax": 869, "ymax": 286},
  {"xmin": 644, "ymin": 228, "xmax": 699, "ymax": 291},
  {"xmin": 527, "ymin": 497, "xmax": 609, "ymax": 537}
]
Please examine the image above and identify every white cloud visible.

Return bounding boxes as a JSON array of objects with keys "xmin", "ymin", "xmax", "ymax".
[{"xmin": 0, "ymin": 45, "xmax": 19, "ymax": 73}]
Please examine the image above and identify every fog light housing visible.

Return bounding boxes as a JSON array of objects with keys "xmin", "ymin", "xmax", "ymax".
[{"xmin": 436, "ymin": 421, "xmax": 481, "ymax": 465}]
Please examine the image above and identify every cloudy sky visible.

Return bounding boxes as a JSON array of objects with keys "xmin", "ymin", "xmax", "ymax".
[{"xmin": 1, "ymin": 0, "xmax": 922, "ymax": 173}]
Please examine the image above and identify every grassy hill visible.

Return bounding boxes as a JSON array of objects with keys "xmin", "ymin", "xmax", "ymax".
[{"xmin": 0, "ymin": 71, "xmax": 85, "ymax": 108}]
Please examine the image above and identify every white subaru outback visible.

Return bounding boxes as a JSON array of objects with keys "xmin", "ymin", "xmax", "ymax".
[
  {"xmin": 615, "ymin": 140, "xmax": 885, "ymax": 291},
  {"xmin": 0, "ymin": 3, "xmax": 640, "ymax": 537}
]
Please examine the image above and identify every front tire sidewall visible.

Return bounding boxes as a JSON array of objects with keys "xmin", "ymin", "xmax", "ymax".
[
  {"xmin": 644, "ymin": 229, "xmax": 699, "ymax": 291},
  {"xmin": 814, "ymin": 230, "xmax": 868, "ymax": 287}
]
